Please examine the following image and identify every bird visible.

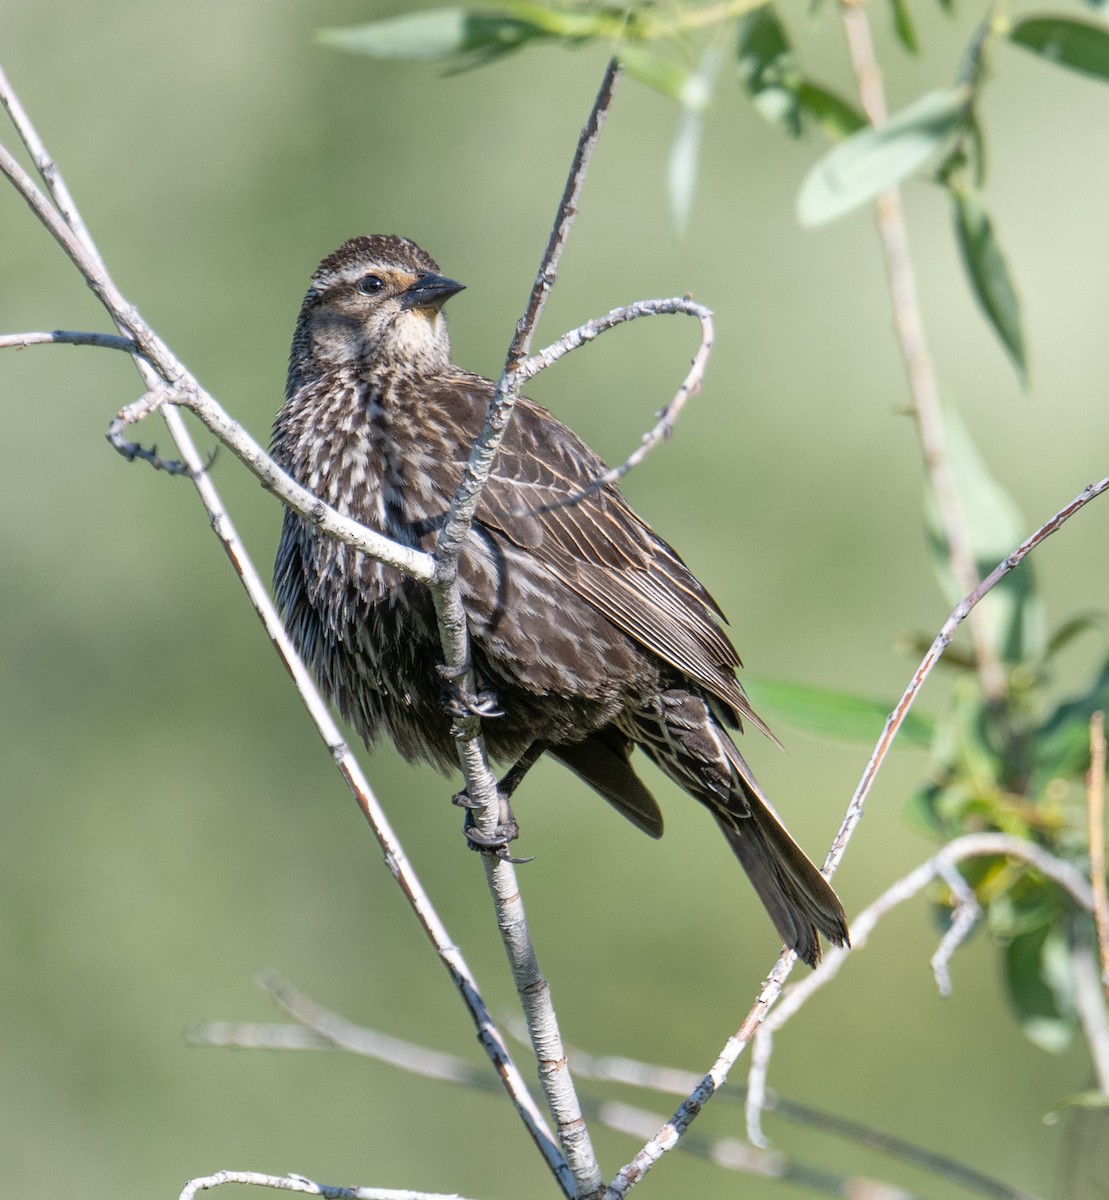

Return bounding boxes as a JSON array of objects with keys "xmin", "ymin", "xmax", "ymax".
[{"xmin": 272, "ymin": 234, "xmax": 849, "ymax": 966}]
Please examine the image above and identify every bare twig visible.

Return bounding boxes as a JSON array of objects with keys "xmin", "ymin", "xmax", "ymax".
[
  {"xmin": 508, "ymin": 57, "xmax": 623, "ymax": 369},
  {"xmin": 606, "ymin": 477, "xmax": 1109, "ymax": 1198},
  {"xmin": 837, "ymin": 1, "xmax": 1005, "ymax": 704},
  {"xmin": 824, "ymin": 476, "xmax": 1109, "ymax": 879},
  {"xmin": 745, "ymin": 833, "xmax": 1095, "ymax": 1150},
  {"xmin": 0, "ymin": 329, "xmax": 139, "ymax": 353},
  {"xmin": 600, "ymin": 1100, "xmax": 924, "ymax": 1199},
  {"xmin": 514, "ymin": 298, "xmax": 714, "ymax": 509},
  {"xmin": 424, "ymin": 61, "xmax": 626, "ymax": 1200},
  {"xmin": 179, "ymin": 1172, "xmax": 473, "ymax": 1200},
  {"xmin": 545, "ymin": 1026, "xmax": 1036, "ymax": 1200},
  {"xmin": 1088, "ymin": 712, "xmax": 1109, "ymax": 996},
  {"xmin": 192, "ymin": 994, "xmax": 1036, "ymax": 1200},
  {"xmin": 0, "ymin": 66, "xmax": 570, "ymax": 1193}
]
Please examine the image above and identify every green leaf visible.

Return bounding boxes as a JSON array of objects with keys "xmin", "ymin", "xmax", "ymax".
[
  {"xmin": 667, "ymin": 44, "xmax": 721, "ymax": 235},
  {"xmin": 889, "ymin": 0, "xmax": 921, "ymax": 54},
  {"xmin": 1029, "ymin": 657, "xmax": 1109, "ymax": 787},
  {"xmin": 1010, "ymin": 16, "xmax": 1109, "ymax": 83},
  {"xmin": 737, "ymin": 6, "xmax": 803, "ymax": 137},
  {"xmin": 1044, "ymin": 1091, "xmax": 1109, "ymax": 1123},
  {"xmin": 318, "ymin": 9, "xmax": 526, "ymax": 61},
  {"xmin": 669, "ymin": 103, "xmax": 704, "ymax": 236},
  {"xmin": 1003, "ymin": 925, "xmax": 1076, "ymax": 1053},
  {"xmin": 1044, "ymin": 611, "xmax": 1104, "ymax": 661},
  {"xmin": 318, "ymin": 3, "xmax": 617, "ymax": 67},
  {"xmin": 924, "ymin": 405, "xmax": 1045, "ymax": 667},
  {"xmin": 618, "ymin": 45, "xmax": 694, "ymax": 104},
  {"xmin": 744, "ymin": 678, "xmax": 935, "ymax": 747},
  {"xmin": 951, "ymin": 187, "xmax": 1027, "ymax": 383},
  {"xmin": 798, "ymin": 85, "xmax": 969, "ymax": 225},
  {"xmin": 795, "ymin": 82, "xmax": 867, "ymax": 139}
]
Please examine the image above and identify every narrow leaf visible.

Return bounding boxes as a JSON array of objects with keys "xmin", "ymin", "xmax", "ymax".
[
  {"xmin": 667, "ymin": 44, "xmax": 721, "ymax": 235},
  {"xmin": 745, "ymin": 678, "xmax": 935, "ymax": 747},
  {"xmin": 795, "ymin": 82, "xmax": 867, "ymax": 139},
  {"xmin": 798, "ymin": 85, "xmax": 969, "ymax": 225},
  {"xmin": 618, "ymin": 44, "xmax": 693, "ymax": 103},
  {"xmin": 951, "ymin": 187, "xmax": 1027, "ymax": 383},
  {"xmin": 1003, "ymin": 926, "xmax": 1076, "ymax": 1053},
  {"xmin": 318, "ymin": 10, "xmax": 523, "ymax": 61},
  {"xmin": 669, "ymin": 103, "xmax": 704, "ymax": 236},
  {"xmin": 889, "ymin": 0, "xmax": 921, "ymax": 54},
  {"xmin": 923, "ymin": 405, "xmax": 1045, "ymax": 666},
  {"xmin": 1010, "ymin": 16, "xmax": 1109, "ymax": 82},
  {"xmin": 737, "ymin": 6, "xmax": 803, "ymax": 137}
]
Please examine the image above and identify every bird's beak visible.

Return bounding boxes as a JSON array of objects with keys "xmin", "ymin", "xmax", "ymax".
[{"xmin": 399, "ymin": 272, "xmax": 466, "ymax": 312}]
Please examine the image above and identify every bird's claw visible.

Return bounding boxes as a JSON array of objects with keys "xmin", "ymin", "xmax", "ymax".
[
  {"xmin": 465, "ymin": 830, "xmax": 534, "ymax": 864},
  {"xmin": 455, "ymin": 795, "xmax": 531, "ymax": 862},
  {"xmin": 437, "ymin": 662, "xmax": 503, "ymax": 719}
]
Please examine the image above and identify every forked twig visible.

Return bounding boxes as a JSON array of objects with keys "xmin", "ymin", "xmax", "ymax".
[
  {"xmin": 605, "ymin": 476, "xmax": 1109, "ymax": 1198},
  {"xmin": 745, "ymin": 833, "xmax": 1094, "ymax": 1151}
]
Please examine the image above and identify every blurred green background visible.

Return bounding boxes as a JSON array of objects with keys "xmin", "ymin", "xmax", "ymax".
[{"xmin": 2, "ymin": 2, "xmax": 1108, "ymax": 1197}]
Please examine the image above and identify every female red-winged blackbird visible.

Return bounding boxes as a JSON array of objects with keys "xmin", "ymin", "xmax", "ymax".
[{"xmin": 273, "ymin": 235, "xmax": 848, "ymax": 966}]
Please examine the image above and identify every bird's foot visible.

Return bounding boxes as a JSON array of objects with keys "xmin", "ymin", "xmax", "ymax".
[
  {"xmin": 437, "ymin": 661, "xmax": 503, "ymax": 719},
  {"xmin": 452, "ymin": 790, "xmax": 532, "ymax": 863}
]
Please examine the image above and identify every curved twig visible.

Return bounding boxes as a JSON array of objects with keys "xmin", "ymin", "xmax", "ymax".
[
  {"xmin": 745, "ymin": 833, "xmax": 1095, "ymax": 1150},
  {"xmin": 606, "ymin": 475, "xmax": 1109, "ymax": 1198}
]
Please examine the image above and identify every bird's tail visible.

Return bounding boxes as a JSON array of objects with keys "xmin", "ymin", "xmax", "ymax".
[
  {"xmin": 713, "ymin": 747, "xmax": 849, "ymax": 967},
  {"xmin": 637, "ymin": 690, "xmax": 849, "ymax": 966}
]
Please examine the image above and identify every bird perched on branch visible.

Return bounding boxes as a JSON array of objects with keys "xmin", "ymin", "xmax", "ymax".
[{"xmin": 272, "ymin": 234, "xmax": 849, "ymax": 966}]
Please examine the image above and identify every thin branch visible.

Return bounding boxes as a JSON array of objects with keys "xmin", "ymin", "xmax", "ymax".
[
  {"xmin": 837, "ymin": 1, "xmax": 1005, "ymax": 704},
  {"xmin": 191, "ymin": 995, "xmax": 1035, "ymax": 1200},
  {"xmin": 179, "ymin": 1172, "xmax": 473, "ymax": 1200},
  {"xmin": 507, "ymin": 56, "xmax": 622, "ymax": 369},
  {"xmin": 1088, "ymin": 712, "xmax": 1109, "ymax": 996},
  {"xmin": 745, "ymin": 833, "xmax": 1095, "ymax": 1153},
  {"xmin": 606, "ymin": 476, "xmax": 1109, "ymax": 1198},
  {"xmin": 109, "ymin": 384, "xmax": 436, "ymax": 579},
  {"xmin": 545, "ymin": 1027, "xmax": 1036, "ymax": 1200},
  {"xmin": 825, "ymin": 476, "xmax": 1109, "ymax": 880},
  {"xmin": 0, "ymin": 67, "xmax": 569, "ymax": 1193},
  {"xmin": 422, "ymin": 61, "xmax": 626, "ymax": 1200},
  {"xmin": 0, "ymin": 329, "xmax": 139, "ymax": 353},
  {"xmin": 600, "ymin": 1100, "xmax": 931, "ymax": 1199},
  {"xmin": 513, "ymin": 299, "xmax": 714, "ymax": 509}
]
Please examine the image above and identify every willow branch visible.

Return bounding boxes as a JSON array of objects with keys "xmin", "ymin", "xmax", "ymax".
[
  {"xmin": 837, "ymin": 0, "xmax": 1005, "ymax": 703},
  {"xmin": 605, "ymin": 474, "xmax": 1109, "ymax": 1198},
  {"xmin": 746, "ymin": 833, "xmax": 1094, "ymax": 1152},
  {"xmin": 427, "ymin": 61, "xmax": 624, "ymax": 1200}
]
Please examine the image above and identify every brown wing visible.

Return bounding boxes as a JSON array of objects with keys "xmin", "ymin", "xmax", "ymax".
[{"xmin": 460, "ymin": 389, "xmax": 769, "ymax": 735}]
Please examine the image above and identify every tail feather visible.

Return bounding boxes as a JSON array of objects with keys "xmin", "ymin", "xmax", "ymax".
[
  {"xmin": 633, "ymin": 689, "xmax": 849, "ymax": 966},
  {"xmin": 713, "ymin": 785, "xmax": 848, "ymax": 966}
]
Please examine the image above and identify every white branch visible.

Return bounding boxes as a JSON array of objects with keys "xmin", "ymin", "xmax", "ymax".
[
  {"xmin": 745, "ymin": 833, "xmax": 1096, "ymax": 1147},
  {"xmin": 179, "ymin": 1171, "xmax": 473, "ymax": 1200}
]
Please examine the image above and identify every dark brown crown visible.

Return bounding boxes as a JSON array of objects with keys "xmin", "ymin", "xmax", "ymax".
[{"xmin": 316, "ymin": 235, "xmax": 440, "ymax": 279}]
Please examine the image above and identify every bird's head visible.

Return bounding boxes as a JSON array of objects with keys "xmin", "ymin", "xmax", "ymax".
[{"xmin": 293, "ymin": 235, "xmax": 465, "ymax": 379}]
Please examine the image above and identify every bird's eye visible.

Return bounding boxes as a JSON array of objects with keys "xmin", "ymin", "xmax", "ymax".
[{"xmin": 358, "ymin": 274, "xmax": 385, "ymax": 295}]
